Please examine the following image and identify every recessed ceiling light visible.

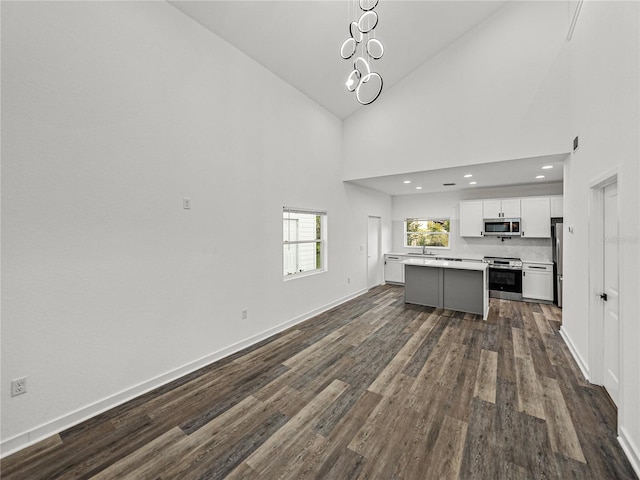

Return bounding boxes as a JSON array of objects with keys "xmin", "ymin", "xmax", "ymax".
[
  {"xmin": 542, "ymin": 165, "xmax": 553, "ymax": 169},
  {"xmin": 469, "ymin": 181, "xmax": 477, "ymax": 185},
  {"xmin": 536, "ymin": 175, "xmax": 545, "ymax": 179},
  {"xmin": 464, "ymin": 174, "xmax": 473, "ymax": 178},
  {"xmin": 416, "ymin": 186, "xmax": 422, "ymax": 190},
  {"xmin": 403, "ymin": 180, "xmax": 411, "ymax": 184}
]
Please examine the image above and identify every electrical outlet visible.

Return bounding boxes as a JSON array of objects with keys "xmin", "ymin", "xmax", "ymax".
[
  {"xmin": 241, "ymin": 309, "xmax": 248, "ymax": 320},
  {"xmin": 11, "ymin": 377, "xmax": 27, "ymax": 397},
  {"xmin": 183, "ymin": 197, "xmax": 192, "ymax": 210}
]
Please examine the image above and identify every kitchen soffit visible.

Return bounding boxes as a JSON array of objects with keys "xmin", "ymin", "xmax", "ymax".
[{"xmin": 346, "ymin": 153, "xmax": 568, "ymax": 195}]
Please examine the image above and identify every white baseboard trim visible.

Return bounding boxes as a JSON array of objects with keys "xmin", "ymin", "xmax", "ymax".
[
  {"xmin": 619, "ymin": 427, "xmax": 640, "ymax": 479},
  {"xmin": 559, "ymin": 326, "xmax": 590, "ymax": 382},
  {"xmin": 0, "ymin": 288, "xmax": 367, "ymax": 459}
]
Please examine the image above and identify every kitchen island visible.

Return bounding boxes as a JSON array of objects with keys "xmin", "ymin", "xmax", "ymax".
[{"xmin": 401, "ymin": 258, "xmax": 489, "ymax": 320}]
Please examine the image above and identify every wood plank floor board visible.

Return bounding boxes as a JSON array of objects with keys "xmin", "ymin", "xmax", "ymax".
[
  {"xmin": 436, "ymin": 341, "xmax": 469, "ymax": 388},
  {"xmin": 232, "ymin": 328, "xmax": 305, "ymax": 367},
  {"xmin": 518, "ymin": 410, "xmax": 559, "ymax": 480},
  {"xmin": 427, "ymin": 414, "xmax": 469, "ymax": 480},
  {"xmin": 492, "ymin": 377, "xmax": 523, "ymax": 467},
  {"xmin": 2, "ymin": 286, "xmax": 637, "ymax": 480},
  {"xmin": 286, "ymin": 342, "xmax": 354, "ymax": 392},
  {"xmin": 88, "ymin": 427, "xmax": 188, "ymax": 480},
  {"xmin": 164, "ymin": 397, "xmax": 289, "ymax": 479},
  {"xmin": 514, "ymin": 355, "xmax": 547, "ymax": 420},
  {"xmin": 401, "ymin": 314, "xmax": 448, "ymax": 377},
  {"xmin": 473, "ymin": 348, "xmax": 498, "ymax": 404},
  {"xmin": 496, "ymin": 321, "xmax": 517, "ymax": 383},
  {"xmin": 459, "ymin": 398, "xmax": 498, "ymax": 480},
  {"xmin": 479, "ymin": 318, "xmax": 499, "ymax": 351},
  {"xmin": 241, "ymin": 379, "xmax": 349, "ymax": 476},
  {"xmin": 16, "ymin": 415, "xmax": 168, "ymax": 480},
  {"xmin": 522, "ymin": 309, "xmax": 557, "ymax": 380},
  {"xmin": 281, "ymin": 329, "xmax": 344, "ymax": 368},
  {"xmin": 104, "ymin": 394, "xmax": 283, "ymax": 480},
  {"xmin": 461, "ymin": 321, "xmax": 484, "ymax": 361},
  {"xmin": 352, "ymin": 403, "xmax": 422, "ymax": 479},
  {"xmin": 313, "ymin": 389, "xmax": 382, "ymax": 479},
  {"xmin": 311, "ymin": 384, "xmax": 369, "ymax": 438},
  {"xmin": 540, "ymin": 375, "xmax": 586, "ymax": 463},
  {"xmin": 178, "ymin": 363, "xmax": 289, "ymax": 435},
  {"xmin": 188, "ymin": 410, "xmax": 289, "ymax": 480},
  {"xmin": 445, "ymin": 358, "xmax": 482, "ymax": 422},
  {"xmin": 318, "ymin": 447, "xmax": 367, "ymax": 480},
  {"xmin": 367, "ymin": 311, "xmax": 438, "ymax": 396}
]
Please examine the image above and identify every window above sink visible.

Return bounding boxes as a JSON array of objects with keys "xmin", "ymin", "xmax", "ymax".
[{"xmin": 404, "ymin": 218, "xmax": 451, "ymax": 249}]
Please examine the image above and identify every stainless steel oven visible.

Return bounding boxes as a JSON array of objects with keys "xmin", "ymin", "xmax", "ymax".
[{"xmin": 484, "ymin": 257, "xmax": 523, "ymax": 301}]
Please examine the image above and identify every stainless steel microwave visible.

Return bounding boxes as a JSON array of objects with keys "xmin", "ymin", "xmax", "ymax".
[{"xmin": 483, "ymin": 218, "xmax": 521, "ymax": 236}]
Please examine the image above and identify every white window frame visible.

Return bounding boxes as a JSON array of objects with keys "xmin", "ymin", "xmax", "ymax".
[
  {"xmin": 404, "ymin": 217, "xmax": 451, "ymax": 249},
  {"xmin": 283, "ymin": 207, "xmax": 327, "ymax": 279}
]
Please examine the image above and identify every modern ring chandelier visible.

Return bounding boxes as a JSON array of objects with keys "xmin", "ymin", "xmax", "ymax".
[{"xmin": 340, "ymin": 0, "xmax": 384, "ymax": 105}]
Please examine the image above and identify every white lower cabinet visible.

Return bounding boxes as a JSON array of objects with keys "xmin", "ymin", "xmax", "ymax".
[
  {"xmin": 384, "ymin": 255, "xmax": 405, "ymax": 284},
  {"xmin": 522, "ymin": 262, "xmax": 553, "ymax": 301}
]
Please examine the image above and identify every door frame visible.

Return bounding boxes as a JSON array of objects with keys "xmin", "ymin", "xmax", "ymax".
[
  {"xmin": 588, "ymin": 169, "xmax": 620, "ymax": 392},
  {"xmin": 367, "ymin": 215, "xmax": 382, "ymax": 289}
]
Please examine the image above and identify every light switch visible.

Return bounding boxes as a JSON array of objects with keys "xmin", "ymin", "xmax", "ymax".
[{"xmin": 183, "ymin": 198, "xmax": 192, "ymax": 210}]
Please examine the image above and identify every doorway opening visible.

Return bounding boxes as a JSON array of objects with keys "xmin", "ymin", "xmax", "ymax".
[{"xmin": 367, "ymin": 216, "xmax": 382, "ymax": 290}]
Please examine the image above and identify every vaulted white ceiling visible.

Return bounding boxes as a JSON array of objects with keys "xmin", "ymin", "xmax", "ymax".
[{"xmin": 169, "ymin": 0, "xmax": 509, "ymax": 119}]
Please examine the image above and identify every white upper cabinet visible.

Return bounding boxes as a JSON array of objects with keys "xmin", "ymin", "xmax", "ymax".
[
  {"xmin": 550, "ymin": 196, "xmax": 563, "ymax": 217},
  {"xmin": 501, "ymin": 199, "xmax": 522, "ymax": 218},
  {"xmin": 482, "ymin": 200, "xmax": 502, "ymax": 219},
  {"xmin": 460, "ymin": 201, "xmax": 484, "ymax": 237},
  {"xmin": 521, "ymin": 197, "xmax": 551, "ymax": 238},
  {"xmin": 482, "ymin": 199, "xmax": 521, "ymax": 218}
]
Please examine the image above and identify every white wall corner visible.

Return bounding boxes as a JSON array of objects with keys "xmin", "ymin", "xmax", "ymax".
[
  {"xmin": 559, "ymin": 326, "xmax": 590, "ymax": 382},
  {"xmin": 567, "ymin": 0, "xmax": 584, "ymax": 41},
  {"xmin": 618, "ymin": 427, "xmax": 640, "ymax": 479}
]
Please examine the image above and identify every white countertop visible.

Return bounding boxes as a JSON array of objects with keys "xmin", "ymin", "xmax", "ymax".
[
  {"xmin": 386, "ymin": 252, "xmax": 485, "ymax": 261},
  {"xmin": 401, "ymin": 258, "xmax": 488, "ymax": 271},
  {"xmin": 522, "ymin": 260, "xmax": 554, "ymax": 265}
]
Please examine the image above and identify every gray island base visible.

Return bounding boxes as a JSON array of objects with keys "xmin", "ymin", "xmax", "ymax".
[{"xmin": 401, "ymin": 258, "xmax": 489, "ymax": 320}]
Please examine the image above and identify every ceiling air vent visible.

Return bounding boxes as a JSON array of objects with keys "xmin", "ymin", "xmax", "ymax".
[{"xmin": 443, "ymin": 183, "xmax": 456, "ymax": 186}]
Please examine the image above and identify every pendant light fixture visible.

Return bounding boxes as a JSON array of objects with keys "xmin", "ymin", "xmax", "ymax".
[{"xmin": 340, "ymin": 0, "xmax": 384, "ymax": 105}]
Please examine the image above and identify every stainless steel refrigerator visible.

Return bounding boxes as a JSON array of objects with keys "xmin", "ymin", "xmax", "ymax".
[{"xmin": 552, "ymin": 221, "xmax": 563, "ymax": 307}]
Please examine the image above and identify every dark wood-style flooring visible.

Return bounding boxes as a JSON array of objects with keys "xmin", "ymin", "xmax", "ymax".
[{"xmin": 2, "ymin": 285, "xmax": 637, "ymax": 479}]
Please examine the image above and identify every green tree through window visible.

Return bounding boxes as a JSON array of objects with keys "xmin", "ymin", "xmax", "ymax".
[{"xmin": 405, "ymin": 218, "xmax": 450, "ymax": 247}]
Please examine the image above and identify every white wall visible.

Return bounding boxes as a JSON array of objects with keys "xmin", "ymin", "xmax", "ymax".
[
  {"xmin": 562, "ymin": 0, "xmax": 640, "ymax": 472},
  {"xmin": 343, "ymin": 0, "xmax": 570, "ymax": 181},
  {"xmin": 0, "ymin": 2, "xmax": 391, "ymax": 453},
  {"xmin": 390, "ymin": 183, "xmax": 563, "ymax": 262}
]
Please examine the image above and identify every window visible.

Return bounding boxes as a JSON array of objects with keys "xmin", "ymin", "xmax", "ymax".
[
  {"xmin": 404, "ymin": 218, "xmax": 450, "ymax": 248},
  {"xmin": 283, "ymin": 207, "xmax": 326, "ymax": 278}
]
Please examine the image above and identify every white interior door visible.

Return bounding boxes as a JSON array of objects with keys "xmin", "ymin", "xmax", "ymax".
[
  {"xmin": 603, "ymin": 182, "xmax": 620, "ymax": 406},
  {"xmin": 367, "ymin": 216, "xmax": 382, "ymax": 289}
]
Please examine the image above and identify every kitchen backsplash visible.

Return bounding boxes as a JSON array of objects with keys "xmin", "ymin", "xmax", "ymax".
[{"xmin": 391, "ymin": 219, "xmax": 553, "ymax": 262}]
